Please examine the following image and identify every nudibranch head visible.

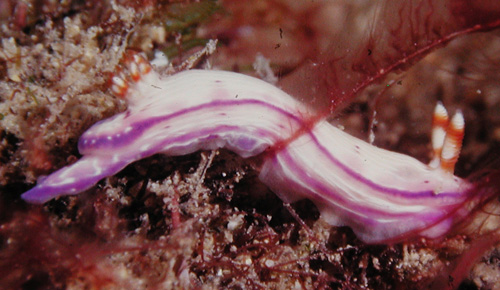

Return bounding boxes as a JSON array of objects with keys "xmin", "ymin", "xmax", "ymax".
[{"xmin": 259, "ymin": 118, "xmax": 473, "ymax": 243}]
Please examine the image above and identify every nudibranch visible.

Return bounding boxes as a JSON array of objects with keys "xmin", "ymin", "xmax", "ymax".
[{"xmin": 22, "ymin": 52, "xmax": 472, "ymax": 243}]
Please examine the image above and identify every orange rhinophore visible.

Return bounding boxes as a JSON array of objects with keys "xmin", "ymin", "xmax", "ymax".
[
  {"xmin": 430, "ymin": 102, "xmax": 449, "ymax": 168},
  {"xmin": 429, "ymin": 102, "xmax": 465, "ymax": 174},
  {"xmin": 440, "ymin": 110, "xmax": 465, "ymax": 173}
]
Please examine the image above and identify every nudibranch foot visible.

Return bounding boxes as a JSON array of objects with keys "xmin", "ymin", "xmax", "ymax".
[{"xmin": 21, "ymin": 51, "xmax": 473, "ymax": 244}]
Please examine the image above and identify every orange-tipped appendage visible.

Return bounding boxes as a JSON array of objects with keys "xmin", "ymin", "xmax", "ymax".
[
  {"xmin": 133, "ymin": 53, "xmax": 152, "ymax": 76},
  {"xmin": 109, "ymin": 51, "xmax": 152, "ymax": 99},
  {"xmin": 429, "ymin": 102, "xmax": 449, "ymax": 168},
  {"xmin": 110, "ymin": 73, "xmax": 129, "ymax": 98},
  {"xmin": 440, "ymin": 110, "xmax": 465, "ymax": 173}
]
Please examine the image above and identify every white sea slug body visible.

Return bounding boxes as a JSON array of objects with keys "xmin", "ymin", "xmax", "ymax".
[{"xmin": 22, "ymin": 52, "xmax": 471, "ymax": 243}]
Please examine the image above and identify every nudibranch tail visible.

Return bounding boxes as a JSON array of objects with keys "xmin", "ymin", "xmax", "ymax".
[
  {"xmin": 21, "ymin": 155, "xmax": 131, "ymax": 204},
  {"xmin": 21, "ymin": 51, "xmax": 475, "ymax": 243}
]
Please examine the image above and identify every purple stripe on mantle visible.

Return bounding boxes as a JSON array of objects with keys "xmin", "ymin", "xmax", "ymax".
[
  {"xmin": 278, "ymin": 130, "xmax": 469, "ymax": 201},
  {"xmin": 78, "ymin": 99, "xmax": 306, "ymax": 152},
  {"xmin": 134, "ymin": 124, "xmax": 280, "ymax": 160},
  {"xmin": 274, "ymin": 148, "xmax": 445, "ymax": 219}
]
